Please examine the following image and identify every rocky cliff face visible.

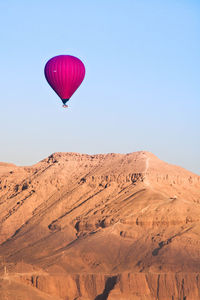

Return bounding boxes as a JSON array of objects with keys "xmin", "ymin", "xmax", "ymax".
[{"xmin": 0, "ymin": 151, "xmax": 199, "ymax": 299}]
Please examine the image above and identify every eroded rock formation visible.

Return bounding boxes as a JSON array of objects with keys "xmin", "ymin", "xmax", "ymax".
[{"xmin": 0, "ymin": 152, "xmax": 199, "ymax": 299}]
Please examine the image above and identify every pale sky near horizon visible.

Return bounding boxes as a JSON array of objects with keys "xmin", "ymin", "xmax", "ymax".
[{"xmin": 0, "ymin": 0, "xmax": 199, "ymax": 174}]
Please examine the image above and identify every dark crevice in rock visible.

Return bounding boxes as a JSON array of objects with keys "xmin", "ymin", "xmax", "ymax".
[
  {"xmin": 182, "ymin": 278, "xmax": 186, "ymax": 300},
  {"xmin": 99, "ymin": 219, "xmax": 106, "ymax": 228},
  {"xmin": 152, "ymin": 238, "xmax": 173, "ymax": 256},
  {"xmin": 22, "ymin": 182, "xmax": 28, "ymax": 191},
  {"xmin": 47, "ymin": 154, "xmax": 58, "ymax": 164},
  {"xmin": 48, "ymin": 221, "xmax": 61, "ymax": 232},
  {"xmin": 75, "ymin": 276, "xmax": 82, "ymax": 297},
  {"xmin": 35, "ymin": 276, "xmax": 39, "ymax": 288},
  {"xmin": 75, "ymin": 221, "xmax": 80, "ymax": 232},
  {"xmin": 156, "ymin": 274, "xmax": 160, "ymax": 299},
  {"xmin": 80, "ymin": 177, "xmax": 86, "ymax": 183},
  {"xmin": 14, "ymin": 184, "xmax": 19, "ymax": 192},
  {"xmin": 94, "ymin": 276, "xmax": 118, "ymax": 300}
]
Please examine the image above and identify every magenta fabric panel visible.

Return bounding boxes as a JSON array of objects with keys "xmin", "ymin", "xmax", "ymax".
[{"xmin": 44, "ymin": 55, "xmax": 85, "ymax": 100}]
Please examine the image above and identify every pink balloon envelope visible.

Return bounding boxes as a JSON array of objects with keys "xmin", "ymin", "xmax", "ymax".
[{"xmin": 44, "ymin": 55, "xmax": 85, "ymax": 105}]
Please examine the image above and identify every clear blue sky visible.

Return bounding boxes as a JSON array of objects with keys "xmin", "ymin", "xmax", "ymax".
[{"xmin": 0, "ymin": 0, "xmax": 199, "ymax": 174}]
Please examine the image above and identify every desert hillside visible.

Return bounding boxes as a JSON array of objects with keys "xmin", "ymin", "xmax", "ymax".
[{"xmin": 0, "ymin": 151, "xmax": 200, "ymax": 300}]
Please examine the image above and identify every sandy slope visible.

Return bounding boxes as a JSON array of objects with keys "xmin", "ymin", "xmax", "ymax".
[{"xmin": 0, "ymin": 151, "xmax": 200, "ymax": 299}]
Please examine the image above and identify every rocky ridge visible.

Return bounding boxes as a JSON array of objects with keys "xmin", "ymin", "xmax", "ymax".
[{"xmin": 0, "ymin": 151, "xmax": 200, "ymax": 299}]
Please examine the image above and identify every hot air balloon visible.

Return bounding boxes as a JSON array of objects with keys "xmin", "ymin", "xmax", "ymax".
[{"xmin": 44, "ymin": 55, "xmax": 85, "ymax": 108}]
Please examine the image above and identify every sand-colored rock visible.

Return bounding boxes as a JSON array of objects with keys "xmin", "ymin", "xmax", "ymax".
[{"xmin": 0, "ymin": 151, "xmax": 200, "ymax": 299}]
